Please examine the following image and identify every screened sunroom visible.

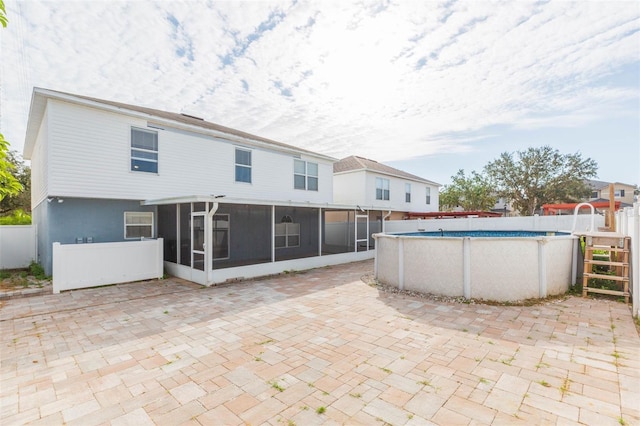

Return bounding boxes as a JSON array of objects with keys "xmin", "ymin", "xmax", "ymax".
[{"xmin": 147, "ymin": 196, "xmax": 384, "ymax": 285}]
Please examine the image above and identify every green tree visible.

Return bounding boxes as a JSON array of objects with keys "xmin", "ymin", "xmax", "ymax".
[
  {"xmin": 484, "ymin": 146, "xmax": 597, "ymax": 216},
  {"xmin": 0, "ymin": 133, "xmax": 23, "ymax": 201},
  {"xmin": 439, "ymin": 169, "xmax": 497, "ymax": 211},
  {"xmin": 0, "ymin": 150, "xmax": 30, "ymax": 214},
  {"xmin": 0, "ymin": 0, "xmax": 8, "ymax": 28}
]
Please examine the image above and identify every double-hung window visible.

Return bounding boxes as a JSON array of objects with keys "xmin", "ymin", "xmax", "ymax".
[
  {"xmin": 235, "ymin": 148, "xmax": 252, "ymax": 183},
  {"xmin": 405, "ymin": 183, "xmax": 411, "ymax": 203},
  {"xmin": 131, "ymin": 128, "xmax": 158, "ymax": 173},
  {"xmin": 426, "ymin": 187, "xmax": 432, "ymax": 205},
  {"xmin": 376, "ymin": 177, "xmax": 390, "ymax": 200},
  {"xmin": 124, "ymin": 212, "xmax": 154, "ymax": 239},
  {"xmin": 294, "ymin": 159, "xmax": 318, "ymax": 191},
  {"xmin": 275, "ymin": 222, "xmax": 300, "ymax": 248},
  {"xmin": 614, "ymin": 189, "xmax": 625, "ymax": 198}
]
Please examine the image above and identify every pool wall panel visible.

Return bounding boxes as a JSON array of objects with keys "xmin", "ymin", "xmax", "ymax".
[
  {"xmin": 376, "ymin": 236, "xmax": 399, "ymax": 287},
  {"xmin": 545, "ymin": 237, "xmax": 573, "ymax": 295},
  {"xmin": 403, "ymin": 238, "xmax": 464, "ymax": 296},
  {"xmin": 469, "ymin": 238, "xmax": 539, "ymax": 301}
]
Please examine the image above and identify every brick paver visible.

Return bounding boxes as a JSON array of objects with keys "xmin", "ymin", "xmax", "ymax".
[{"xmin": 1, "ymin": 260, "xmax": 639, "ymax": 425}]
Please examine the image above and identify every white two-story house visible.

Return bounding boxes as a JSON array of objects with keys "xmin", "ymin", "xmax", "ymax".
[
  {"xmin": 333, "ymin": 156, "xmax": 441, "ymax": 221},
  {"xmin": 23, "ymin": 88, "xmax": 376, "ymax": 284}
]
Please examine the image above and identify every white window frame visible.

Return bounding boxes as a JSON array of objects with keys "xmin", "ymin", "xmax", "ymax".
[
  {"xmin": 405, "ymin": 183, "xmax": 411, "ymax": 203},
  {"xmin": 294, "ymin": 159, "xmax": 318, "ymax": 191},
  {"xmin": 376, "ymin": 177, "xmax": 390, "ymax": 201},
  {"xmin": 235, "ymin": 148, "xmax": 252, "ymax": 183},
  {"xmin": 275, "ymin": 222, "xmax": 300, "ymax": 248},
  {"xmin": 124, "ymin": 211, "xmax": 154, "ymax": 239},
  {"xmin": 131, "ymin": 128, "xmax": 158, "ymax": 173},
  {"xmin": 426, "ymin": 187, "xmax": 432, "ymax": 205},
  {"xmin": 614, "ymin": 189, "xmax": 625, "ymax": 198}
]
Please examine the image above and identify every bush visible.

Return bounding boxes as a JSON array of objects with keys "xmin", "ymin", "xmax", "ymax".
[
  {"xmin": 0, "ymin": 209, "xmax": 31, "ymax": 225},
  {"xmin": 28, "ymin": 261, "xmax": 47, "ymax": 280}
]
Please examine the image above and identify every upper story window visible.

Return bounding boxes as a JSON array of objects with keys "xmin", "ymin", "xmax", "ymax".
[
  {"xmin": 131, "ymin": 128, "xmax": 158, "ymax": 173},
  {"xmin": 294, "ymin": 159, "xmax": 318, "ymax": 191},
  {"xmin": 615, "ymin": 190, "xmax": 625, "ymax": 198},
  {"xmin": 405, "ymin": 183, "xmax": 411, "ymax": 203},
  {"xmin": 426, "ymin": 187, "xmax": 432, "ymax": 204},
  {"xmin": 591, "ymin": 191, "xmax": 598, "ymax": 199},
  {"xmin": 235, "ymin": 148, "xmax": 252, "ymax": 183},
  {"xmin": 124, "ymin": 211, "xmax": 154, "ymax": 239},
  {"xmin": 376, "ymin": 177, "xmax": 390, "ymax": 200}
]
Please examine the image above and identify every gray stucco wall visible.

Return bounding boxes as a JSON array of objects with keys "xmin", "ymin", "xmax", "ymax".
[{"xmin": 37, "ymin": 197, "xmax": 156, "ymax": 275}]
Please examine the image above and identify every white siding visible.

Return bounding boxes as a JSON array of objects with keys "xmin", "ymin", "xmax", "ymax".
[
  {"xmin": 334, "ymin": 170, "xmax": 439, "ymax": 213},
  {"xmin": 333, "ymin": 172, "xmax": 366, "ymax": 205},
  {"xmin": 365, "ymin": 173, "xmax": 439, "ymax": 213},
  {"xmin": 46, "ymin": 100, "xmax": 333, "ymax": 203},
  {"xmin": 30, "ymin": 107, "xmax": 49, "ymax": 208}
]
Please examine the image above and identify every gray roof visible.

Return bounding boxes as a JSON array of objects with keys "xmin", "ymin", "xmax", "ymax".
[
  {"xmin": 585, "ymin": 179, "xmax": 636, "ymax": 189},
  {"xmin": 334, "ymin": 155, "xmax": 440, "ymax": 186},
  {"xmin": 24, "ymin": 88, "xmax": 336, "ymax": 162}
]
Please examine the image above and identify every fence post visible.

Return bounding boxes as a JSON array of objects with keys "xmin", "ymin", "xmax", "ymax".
[
  {"xmin": 156, "ymin": 238, "xmax": 164, "ymax": 279},
  {"xmin": 52, "ymin": 242, "xmax": 61, "ymax": 294}
]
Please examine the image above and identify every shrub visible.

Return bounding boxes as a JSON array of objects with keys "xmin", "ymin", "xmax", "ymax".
[
  {"xmin": 0, "ymin": 209, "xmax": 32, "ymax": 225},
  {"xmin": 28, "ymin": 261, "xmax": 47, "ymax": 280}
]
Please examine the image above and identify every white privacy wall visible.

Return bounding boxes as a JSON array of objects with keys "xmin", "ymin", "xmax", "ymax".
[
  {"xmin": 384, "ymin": 214, "xmax": 604, "ymax": 234},
  {"xmin": 0, "ymin": 225, "xmax": 36, "ymax": 269},
  {"xmin": 52, "ymin": 239, "xmax": 163, "ymax": 293}
]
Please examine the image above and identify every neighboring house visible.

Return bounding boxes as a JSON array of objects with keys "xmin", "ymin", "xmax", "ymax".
[
  {"xmin": 586, "ymin": 179, "xmax": 636, "ymax": 206},
  {"xmin": 491, "ymin": 198, "xmax": 516, "ymax": 217},
  {"xmin": 23, "ymin": 88, "xmax": 377, "ymax": 284},
  {"xmin": 333, "ymin": 156, "xmax": 440, "ymax": 220}
]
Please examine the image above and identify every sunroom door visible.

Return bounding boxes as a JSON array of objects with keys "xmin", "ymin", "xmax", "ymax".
[{"xmin": 355, "ymin": 214, "xmax": 369, "ymax": 252}]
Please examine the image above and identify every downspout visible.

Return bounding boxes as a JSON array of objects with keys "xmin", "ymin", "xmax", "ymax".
[
  {"xmin": 382, "ymin": 210, "xmax": 392, "ymax": 233},
  {"xmin": 207, "ymin": 202, "xmax": 219, "ymax": 285}
]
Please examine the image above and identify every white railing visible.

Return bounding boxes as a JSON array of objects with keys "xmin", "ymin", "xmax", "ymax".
[
  {"xmin": 0, "ymin": 225, "xmax": 36, "ymax": 269},
  {"xmin": 52, "ymin": 238, "xmax": 163, "ymax": 293}
]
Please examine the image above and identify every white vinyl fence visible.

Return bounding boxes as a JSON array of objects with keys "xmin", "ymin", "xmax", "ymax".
[
  {"xmin": 52, "ymin": 239, "xmax": 163, "ymax": 293},
  {"xmin": 0, "ymin": 225, "xmax": 36, "ymax": 269},
  {"xmin": 617, "ymin": 203, "xmax": 639, "ymax": 318},
  {"xmin": 384, "ymin": 214, "xmax": 604, "ymax": 234}
]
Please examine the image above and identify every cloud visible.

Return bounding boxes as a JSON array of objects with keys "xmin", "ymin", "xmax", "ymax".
[{"xmin": 1, "ymin": 0, "xmax": 638, "ymax": 168}]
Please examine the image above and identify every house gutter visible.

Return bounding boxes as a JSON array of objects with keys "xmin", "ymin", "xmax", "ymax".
[{"xmin": 382, "ymin": 210, "xmax": 392, "ymax": 233}]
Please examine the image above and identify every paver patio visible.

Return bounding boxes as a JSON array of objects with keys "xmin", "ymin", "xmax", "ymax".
[{"xmin": 1, "ymin": 259, "xmax": 639, "ymax": 425}]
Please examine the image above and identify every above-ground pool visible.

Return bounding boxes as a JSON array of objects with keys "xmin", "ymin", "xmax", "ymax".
[{"xmin": 373, "ymin": 230, "xmax": 578, "ymax": 302}]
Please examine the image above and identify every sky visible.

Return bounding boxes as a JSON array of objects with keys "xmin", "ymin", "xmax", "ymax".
[{"xmin": 1, "ymin": 0, "xmax": 639, "ymax": 187}]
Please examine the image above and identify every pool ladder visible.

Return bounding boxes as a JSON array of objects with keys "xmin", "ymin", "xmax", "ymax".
[
  {"xmin": 582, "ymin": 234, "xmax": 631, "ymax": 304},
  {"xmin": 571, "ymin": 202, "xmax": 596, "ymax": 233}
]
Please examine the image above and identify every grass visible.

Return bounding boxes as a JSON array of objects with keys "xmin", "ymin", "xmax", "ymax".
[
  {"xmin": 316, "ymin": 406, "xmax": 326, "ymax": 414},
  {"xmin": 269, "ymin": 380, "xmax": 285, "ymax": 392}
]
